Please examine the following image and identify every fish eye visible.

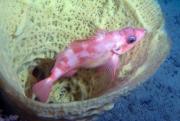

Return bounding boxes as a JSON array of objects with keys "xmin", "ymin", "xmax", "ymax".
[
  {"xmin": 115, "ymin": 47, "xmax": 120, "ymax": 51},
  {"xmin": 127, "ymin": 35, "xmax": 136, "ymax": 44}
]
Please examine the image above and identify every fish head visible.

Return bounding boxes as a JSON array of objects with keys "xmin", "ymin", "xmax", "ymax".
[{"xmin": 113, "ymin": 27, "xmax": 146, "ymax": 54}]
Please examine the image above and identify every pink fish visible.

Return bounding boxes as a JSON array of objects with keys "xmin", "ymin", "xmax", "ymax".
[{"xmin": 32, "ymin": 27, "xmax": 146, "ymax": 102}]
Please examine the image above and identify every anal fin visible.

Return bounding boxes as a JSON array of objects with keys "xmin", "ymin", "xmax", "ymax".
[{"xmin": 63, "ymin": 69, "xmax": 77, "ymax": 77}]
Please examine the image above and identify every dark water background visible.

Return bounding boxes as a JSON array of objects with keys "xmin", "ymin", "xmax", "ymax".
[{"xmin": 0, "ymin": 0, "xmax": 180, "ymax": 121}]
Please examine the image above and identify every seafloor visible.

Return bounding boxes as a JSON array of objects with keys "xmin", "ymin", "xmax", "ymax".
[{"xmin": 0, "ymin": 0, "xmax": 180, "ymax": 121}]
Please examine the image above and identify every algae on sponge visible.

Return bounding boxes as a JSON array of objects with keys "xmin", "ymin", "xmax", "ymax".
[{"xmin": 0, "ymin": 0, "xmax": 165, "ymax": 103}]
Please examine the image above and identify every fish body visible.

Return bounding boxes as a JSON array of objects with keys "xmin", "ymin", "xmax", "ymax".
[{"xmin": 32, "ymin": 27, "xmax": 146, "ymax": 102}]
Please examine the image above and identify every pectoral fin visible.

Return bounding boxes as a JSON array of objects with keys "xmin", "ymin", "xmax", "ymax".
[{"xmin": 96, "ymin": 54, "xmax": 120, "ymax": 81}]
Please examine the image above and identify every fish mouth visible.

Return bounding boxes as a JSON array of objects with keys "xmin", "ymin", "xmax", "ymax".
[{"xmin": 136, "ymin": 28, "xmax": 147, "ymax": 40}]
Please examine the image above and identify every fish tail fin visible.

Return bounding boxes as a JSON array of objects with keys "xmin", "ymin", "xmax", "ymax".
[
  {"xmin": 32, "ymin": 78, "xmax": 54, "ymax": 102},
  {"xmin": 32, "ymin": 67, "xmax": 64, "ymax": 102}
]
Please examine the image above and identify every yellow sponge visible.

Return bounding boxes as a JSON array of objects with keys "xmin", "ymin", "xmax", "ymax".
[{"xmin": 0, "ymin": 0, "xmax": 168, "ymax": 106}]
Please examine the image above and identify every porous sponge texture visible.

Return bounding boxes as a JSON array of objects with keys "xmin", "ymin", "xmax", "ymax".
[{"xmin": 0, "ymin": 0, "xmax": 166, "ymax": 103}]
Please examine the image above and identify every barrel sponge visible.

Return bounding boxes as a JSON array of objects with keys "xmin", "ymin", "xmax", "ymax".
[{"xmin": 0, "ymin": 0, "xmax": 168, "ymax": 103}]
